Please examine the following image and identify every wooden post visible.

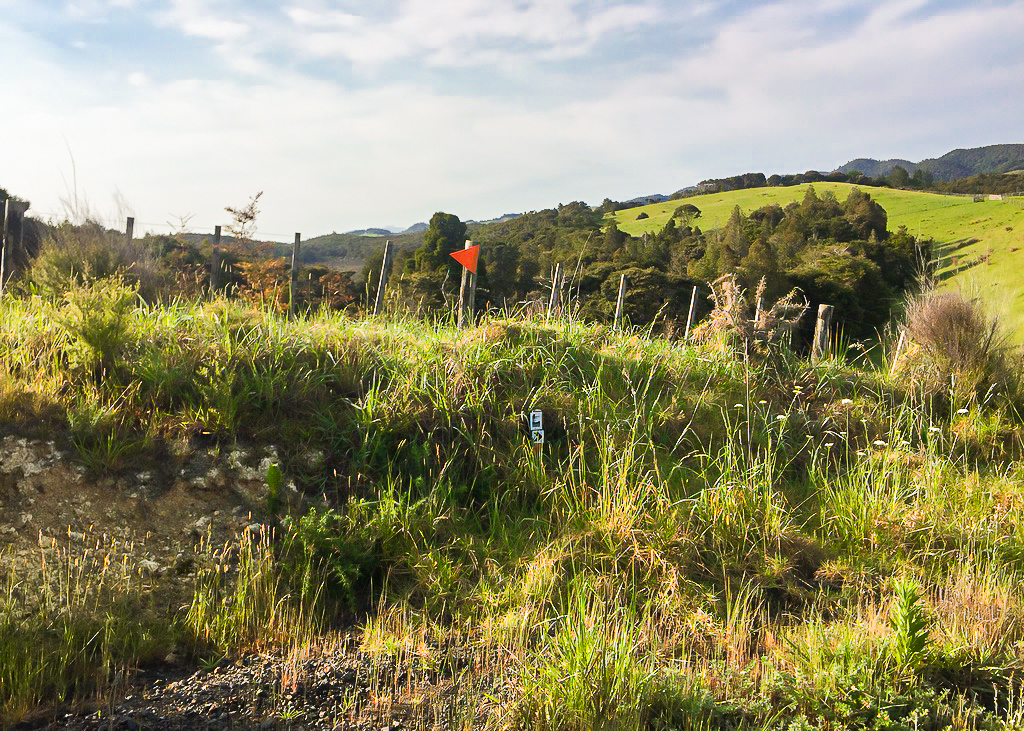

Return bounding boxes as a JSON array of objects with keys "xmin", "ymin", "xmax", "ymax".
[
  {"xmin": 684, "ymin": 285, "xmax": 699, "ymax": 339},
  {"xmin": 373, "ymin": 240, "xmax": 393, "ymax": 316},
  {"xmin": 890, "ymin": 329, "xmax": 907, "ymax": 375},
  {"xmin": 15, "ymin": 203, "xmax": 24, "ymax": 263},
  {"xmin": 547, "ymin": 263, "xmax": 562, "ymax": 322},
  {"xmin": 125, "ymin": 216, "xmax": 134, "ymax": 243},
  {"xmin": 211, "ymin": 225, "xmax": 222, "ymax": 293},
  {"xmin": 290, "ymin": 233, "xmax": 301, "ymax": 315},
  {"xmin": 0, "ymin": 198, "xmax": 8, "ymax": 292},
  {"xmin": 467, "ymin": 253, "xmax": 478, "ymax": 320},
  {"xmin": 613, "ymin": 273, "xmax": 627, "ymax": 331},
  {"xmin": 811, "ymin": 304, "xmax": 834, "ymax": 364},
  {"xmin": 457, "ymin": 240, "xmax": 477, "ymax": 328}
]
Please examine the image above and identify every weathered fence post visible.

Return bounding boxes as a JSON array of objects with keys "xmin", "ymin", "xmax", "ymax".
[
  {"xmin": 547, "ymin": 263, "xmax": 562, "ymax": 322},
  {"xmin": 613, "ymin": 273, "xmax": 627, "ymax": 331},
  {"xmin": 0, "ymin": 198, "xmax": 8, "ymax": 292},
  {"xmin": 373, "ymin": 239, "xmax": 393, "ymax": 316},
  {"xmin": 811, "ymin": 304, "xmax": 834, "ymax": 364},
  {"xmin": 15, "ymin": 203, "xmax": 24, "ymax": 265},
  {"xmin": 210, "ymin": 225, "xmax": 222, "ymax": 293},
  {"xmin": 1, "ymin": 201, "xmax": 31, "ymax": 292},
  {"xmin": 890, "ymin": 328, "xmax": 907, "ymax": 375},
  {"xmin": 290, "ymin": 233, "xmax": 301, "ymax": 315},
  {"xmin": 457, "ymin": 240, "xmax": 477, "ymax": 328},
  {"xmin": 684, "ymin": 285, "xmax": 699, "ymax": 339},
  {"xmin": 125, "ymin": 216, "xmax": 134, "ymax": 244}
]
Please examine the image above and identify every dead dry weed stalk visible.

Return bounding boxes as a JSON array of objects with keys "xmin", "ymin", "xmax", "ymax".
[{"xmin": 698, "ymin": 274, "xmax": 808, "ymax": 353}]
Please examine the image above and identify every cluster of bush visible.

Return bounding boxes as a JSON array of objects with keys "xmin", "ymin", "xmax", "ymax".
[
  {"xmin": 0, "ymin": 203, "xmax": 361, "ymax": 312},
  {"xmin": 388, "ymin": 187, "xmax": 929, "ymax": 345}
]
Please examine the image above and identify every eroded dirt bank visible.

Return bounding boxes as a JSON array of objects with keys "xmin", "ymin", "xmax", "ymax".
[{"xmin": 2, "ymin": 436, "xmax": 470, "ymax": 731}]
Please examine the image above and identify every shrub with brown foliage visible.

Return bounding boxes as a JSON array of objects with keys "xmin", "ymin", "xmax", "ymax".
[{"xmin": 899, "ymin": 292, "xmax": 1016, "ymax": 403}]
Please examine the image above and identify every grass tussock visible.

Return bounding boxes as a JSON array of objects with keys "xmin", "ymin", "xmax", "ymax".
[{"xmin": 900, "ymin": 290, "xmax": 1018, "ymax": 405}]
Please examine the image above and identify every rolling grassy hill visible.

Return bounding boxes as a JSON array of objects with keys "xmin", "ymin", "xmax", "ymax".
[{"xmin": 613, "ymin": 183, "xmax": 1024, "ymax": 336}]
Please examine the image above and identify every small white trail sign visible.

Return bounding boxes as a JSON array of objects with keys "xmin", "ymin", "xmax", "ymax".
[{"xmin": 529, "ymin": 410, "xmax": 544, "ymax": 449}]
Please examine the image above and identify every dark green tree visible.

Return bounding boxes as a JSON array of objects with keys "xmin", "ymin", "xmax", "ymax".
[
  {"xmin": 401, "ymin": 212, "xmax": 468, "ymax": 311},
  {"xmin": 674, "ymin": 204, "xmax": 702, "ymax": 225},
  {"xmin": 603, "ymin": 222, "xmax": 627, "ymax": 257},
  {"xmin": 739, "ymin": 233, "xmax": 786, "ymax": 300},
  {"xmin": 791, "ymin": 246, "xmax": 892, "ymax": 336},
  {"xmin": 654, "ymin": 218, "xmax": 679, "ymax": 251},
  {"xmin": 407, "ymin": 212, "xmax": 468, "ymax": 276},
  {"xmin": 843, "ymin": 188, "xmax": 888, "ymax": 241},
  {"xmin": 478, "ymin": 242, "xmax": 524, "ymax": 309},
  {"xmin": 719, "ymin": 206, "xmax": 748, "ymax": 268},
  {"xmin": 888, "ymin": 165, "xmax": 912, "ymax": 188}
]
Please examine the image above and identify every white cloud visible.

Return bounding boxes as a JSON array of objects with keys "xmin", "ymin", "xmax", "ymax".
[
  {"xmin": 5, "ymin": 59, "xmax": 672, "ymax": 233},
  {"xmin": 284, "ymin": 0, "xmax": 664, "ymax": 68},
  {"xmin": 65, "ymin": 0, "xmax": 142, "ymax": 20},
  {"xmin": 158, "ymin": 0, "xmax": 250, "ymax": 40},
  {"xmin": 631, "ymin": 0, "xmax": 1024, "ymax": 164},
  {"xmin": 2, "ymin": 0, "xmax": 1023, "ymax": 235}
]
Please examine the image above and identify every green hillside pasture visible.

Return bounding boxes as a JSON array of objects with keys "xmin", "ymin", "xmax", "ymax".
[{"xmin": 614, "ymin": 184, "xmax": 1024, "ymax": 336}]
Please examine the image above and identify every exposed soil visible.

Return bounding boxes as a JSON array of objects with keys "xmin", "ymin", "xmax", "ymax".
[
  {"xmin": 19, "ymin": 644, "xmax": 496, "ymax": 731},
  {"xmin": 0, "ymin": 434, "xmax": 284, "ymax": 575},
  {"xmin": 1, "ymin": 437, "xmax": 487, "ymax": 731}
]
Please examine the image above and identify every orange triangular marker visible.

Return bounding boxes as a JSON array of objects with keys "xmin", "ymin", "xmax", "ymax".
[{"xmin": 450, "ymin": 244, "xmax": 480, "ymax": 274}]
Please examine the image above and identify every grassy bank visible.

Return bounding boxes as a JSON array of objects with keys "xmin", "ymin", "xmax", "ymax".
[{"xmin": 3, "ymin": 285, "xmax": 1024, "ymax": 728}]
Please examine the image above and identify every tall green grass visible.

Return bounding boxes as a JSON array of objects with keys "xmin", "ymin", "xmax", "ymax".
[
  {"xmin": 0, "ymin": 533, "xmax": 180, "ymax": 722},
  {"xmin": 3, "ymin": 284, "xmax": 1024, "ymax": 727}
]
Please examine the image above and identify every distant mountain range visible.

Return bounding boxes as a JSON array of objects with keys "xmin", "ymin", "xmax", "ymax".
[
  {"xmin": 467, "ymin": 213, "xmax": 522, "ymax": 226},
  {"xmin": 343, "ymin": 228, "xmax": 392, "ymax": 237},
  {"xmin": 836, "ymin": 143, "xmax": 1024, "ymax": 181},
  {"xmin": 343, "ymin": 215, "xmax": 521, "ymax": 237},
  {"xmin": 616, "ymin": 144, "xmax": 1024, "ymax": 206},
  {"xmin": 623, "ymin": 194, "xmax": 670, "ymax": 205},
  {"xmin": 345, "ymin": 222, "xmax": 427, "ymax": 236}
]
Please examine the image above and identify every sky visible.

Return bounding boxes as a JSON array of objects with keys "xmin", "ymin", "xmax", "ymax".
[{"xmin": 1, "ymin": 0, "xmax": 1023, "ymax": 240}]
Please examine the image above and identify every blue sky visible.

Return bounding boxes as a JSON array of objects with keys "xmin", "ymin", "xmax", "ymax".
[{"xmin": 2, "ymin": 0, "xmax": 1022, "ymax": 239}]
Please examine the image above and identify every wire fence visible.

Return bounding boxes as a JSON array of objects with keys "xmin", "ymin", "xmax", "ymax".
[{"xmin": 26, "ymin": 210, "xmax": 294, "ymax": 242}]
